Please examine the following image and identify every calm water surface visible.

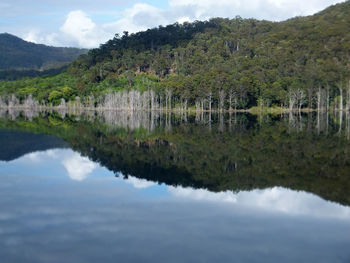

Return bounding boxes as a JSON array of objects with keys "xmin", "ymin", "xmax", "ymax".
[{"xmin": 0, "ymin": 110, "xmax": 349, "ymax": 263}]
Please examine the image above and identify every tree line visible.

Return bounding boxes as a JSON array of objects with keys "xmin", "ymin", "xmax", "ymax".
[{"xmin": 0, "ymin": 1, "xmax": 349, "ymax": 111}]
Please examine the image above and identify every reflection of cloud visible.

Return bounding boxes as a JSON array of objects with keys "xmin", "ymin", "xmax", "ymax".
[
  {"xmin": 46, "ymin": 150, "xmax": 59, "ymax": 159},
  {"xmin": 168, "ymin": 186, "xmax": 350, "ymax": 220},
  {"xmin": 169, "ymin": 187, "xmax": 237, "ymax": 203},
  {"xmin": 25, "ymin": 152, "xmax": 42, "ymax": 162},
  {"xmin": 18, "ymin": 149, "xmax": 100, "ymax": 181},
  {"xmin": 62, "ymin": 153, "xmax": 97, "ymax": 181},
  {"xmin": 124, "ymin": 176, "xmax": 156, "ymax": 189},
  {"xmin": 23, "ymin": 149, "xmax": 60, "ymax": 163}
]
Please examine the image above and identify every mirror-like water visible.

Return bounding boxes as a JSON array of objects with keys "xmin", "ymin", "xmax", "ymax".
[{"xmin": 0, "ymin": 110, "xmax": 349, "ymax": 263}]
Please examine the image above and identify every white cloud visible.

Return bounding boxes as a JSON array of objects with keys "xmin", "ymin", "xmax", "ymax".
[
  {"xmin": 123, "ymin": 175, "xmax": 156, "ymax": 189},
  {"xmin": 24, "ymin": 10, "xmax": 112, "ymax": 48},
  {"xmin": 60, "ymin": 10, "xmax": 111, "ymax": 48},
  {"xmin": 23, "ymin": 29, "xmax": 59, "ymax": 46},
  {"xmin": 169, "ymin": 186, "xmax": 350, "ymax": 220},
  {"xmin": 104, "ymin": 3, "xmax": 167, "ymax": 35},
  {"xmin": 177, "ymin": 17, "xmax": 191, "ymax": 24},
  {"xmin": 24, "ymin": 30, "xmax": 41, "ymax": 43},
  {"xmin": 17, "ymin": 0, "xmax": 344, "ymax": 48},
  {"xmin": 62, "ymin": 153, "xmax": 97, "ymax": 181},
  {"xmin": 169, "ymin": 0, "xmax": 343, "ymax": 21}
]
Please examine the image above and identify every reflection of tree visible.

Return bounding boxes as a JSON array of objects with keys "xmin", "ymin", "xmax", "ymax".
[{"xmin": 1, "ymin": 111, "xmax": 350, "ymax": 206}]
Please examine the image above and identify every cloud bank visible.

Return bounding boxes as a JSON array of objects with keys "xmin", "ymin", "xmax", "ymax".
[{"xmin": 168, "ymin": 186, "xmax": 350, "ymax": 220}]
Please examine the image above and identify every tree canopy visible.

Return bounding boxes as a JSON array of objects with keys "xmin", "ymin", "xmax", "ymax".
[{"xmin": 1, "ymin": 1, "xmax": 350, "ymax": 110}]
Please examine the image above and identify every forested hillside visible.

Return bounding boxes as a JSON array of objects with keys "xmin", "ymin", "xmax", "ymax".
[
  {"xmin": 0, "ymin": 33, "xmax": 87, "ymax": 79},
  {"xmin": 0, "ymin": 1, "xmax": 349, "ymax": 111}
]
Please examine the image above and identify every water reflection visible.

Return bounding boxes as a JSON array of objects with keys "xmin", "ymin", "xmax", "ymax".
[
  {"xmin": 1, "ymin": 116, "xmax": 350, "ymax": 262},
  {"xmin": 1, "ymin": 110, "xmax": 350, "ymax": 207},
  {"xmin": 3, "ymin": 148, "xmax": 350, "ymax": 221},
  {"xmin": 3, "ymin": 108, "xmax": 350, "ymax": 136},
  {"xmin": 62, "ymin": 152, "xmax": 98, "ymax": 181},
  {"xmin": 169, "ymin": 186, "xmax": 350, "ymax": 220}
]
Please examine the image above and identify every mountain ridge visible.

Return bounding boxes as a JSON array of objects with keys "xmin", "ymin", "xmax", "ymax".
[{"xmin": 0, "ymin": 33, "xmax": 87, "ymax": 71}]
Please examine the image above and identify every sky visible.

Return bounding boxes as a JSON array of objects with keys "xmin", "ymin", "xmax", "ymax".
[
  {"xmin": 2, "ymin": 148, "xmax": 350, "ymax": 263},
  {"xmin": 0, "ymin": 0, "xmax": 345, "ymax": 48}
]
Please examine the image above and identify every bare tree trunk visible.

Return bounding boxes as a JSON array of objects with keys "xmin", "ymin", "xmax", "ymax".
[
  {"xmin": 326, "ymin": 110, "xmax": 329, "ymax": 135},
  {"xmin": 339, "ymin": 85, "xmax": 343, "ymax": 111},
  {"xmin": 339, "ymin": 110, "xmax": 343, "ymax": 134},
  {"xmin": 317, "ymin": 107, "xmax": 320, "ymax": 135},
  {"xmin": 195, "ymin": 100, "xmax": 200, "ymax": 112},
  {"xmin": 317, "ymin": 86, "xmax": 321, "ymax": 113},
  {"xmin": 169, "ymin": 93, "xmax": 172, "ymax": 111},
  {"xmin": 218, "ymin": 90, "xmax": 225, "ymax": 112},
  {"xmin": 208, "ymin": 92, "xmax": 212, "ymax": 112},
  {"xmin": 307, "ymin": 87, "xmax": 313, "ymax": 110},
  {"xmin": 165, "ymin": 88, "xmax": 172, "ymax": 111},
  {"xmin": 289, "ymin": 97, "xmax": 294, "ymax": 112},
  {"xmin": 326, "ymin": 85, "xmax": 330, "ymax": 112},
  {"xmin": 346, "ymin": 111, "xmax": 350, "ymax": 140},
  {"xmin": 347, "ymin": 80, "xmax": 350, "ymax": 111},
  {"xmin": 151, "ymin": 90, "xmax": 155, "ymax": 111}
]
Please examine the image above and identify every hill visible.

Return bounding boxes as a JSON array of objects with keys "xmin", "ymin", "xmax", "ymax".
[
  {"xmin": 0, "ymin": 1, "xmax": 350, "ymax": 111},
  {"xmin": 0, "ymin": 33, "xmax": 87, "ymax": 79}
]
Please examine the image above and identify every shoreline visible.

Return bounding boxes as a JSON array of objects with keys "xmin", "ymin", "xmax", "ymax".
[{"xmin": 0, "ymin": 105, "xmax": 345, "ymax": 115}]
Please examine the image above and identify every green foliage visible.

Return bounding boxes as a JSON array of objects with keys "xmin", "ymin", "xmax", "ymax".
[
  {"xmin": 48, "ymin": 90, "xmax": 63, "ymax": 105},
  {"xmin": 62, "ymin": 86, "xmax": 75, "ymax": 101},
  {"xmin": 1, "ymin": 1, "xmax": 350, "ymax": 109}
]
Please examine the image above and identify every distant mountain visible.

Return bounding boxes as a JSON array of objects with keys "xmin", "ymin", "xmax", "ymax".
[{"xmin": 0, "ymin": 33, "xmax": 87, "ymax": 71}]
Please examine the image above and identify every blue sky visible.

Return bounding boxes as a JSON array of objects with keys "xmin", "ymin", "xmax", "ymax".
[
  {"xmin": 0, "ymin": 0, "xmax": 345, "ymax": 48},
  {"xmin": 1, "ymin": 147, "xmax": 349, "ymax": 262}
]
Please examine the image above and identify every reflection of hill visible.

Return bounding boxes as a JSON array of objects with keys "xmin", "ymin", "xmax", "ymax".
[
  {"xmin": 1, "ymin": 112, "xmax": 349, "ymax": 206},
  {"xmin": 72, "ymin": 124, "xmax": 350, "ymax": 206},
  {"xmin": 0, "ymin": 130, "xmax": 68, "ymax": 161}
]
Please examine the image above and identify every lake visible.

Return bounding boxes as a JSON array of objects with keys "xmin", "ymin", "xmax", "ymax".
[{"xmin": 0, "ymin": 109, "xmax": 349, "ymax": 263}]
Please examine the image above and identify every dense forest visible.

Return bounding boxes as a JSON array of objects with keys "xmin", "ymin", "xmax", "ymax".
[
  {"xmin": 0, "ymin": 33, "xmax": 86, "ymax": 79},
  {"xmin": 0, "ymin": 1, "xmax": 350, "ymax": 111}
]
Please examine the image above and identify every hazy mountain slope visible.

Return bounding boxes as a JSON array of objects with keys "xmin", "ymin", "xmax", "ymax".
[{"xmin": 0, "ymin": 33, "xmax": 87, "ymax": 70}]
